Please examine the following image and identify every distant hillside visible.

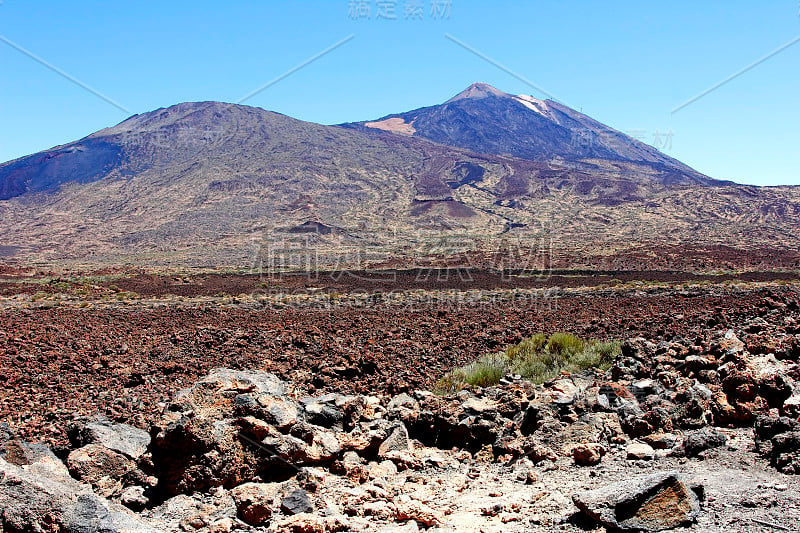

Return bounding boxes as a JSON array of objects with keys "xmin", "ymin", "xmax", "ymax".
[{"xmin": 0, "ymin": 94, "xmax": 798, "ymax": 269}]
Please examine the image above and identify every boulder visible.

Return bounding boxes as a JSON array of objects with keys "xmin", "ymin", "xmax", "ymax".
[
  {"xmin": 571, "ymin": 443, "xmax": 605, "ymax": 466},
  {"xmin": 394, "ymin": 499, "xmax": 442, "ymax": 527},
  {"xmin": 120, "ymin": 485, "xmax": 150, "ymax": 511},
  {"xmin": 151, "ymin": 368, "xmax": 308, "ymax": 494},
  {"xmin": 0, "ymin": 456, "xmax": 159, "ymax": 532},
  {"xmin": 378, "ymin": 423, "xmax": 411, "ymax": 458},
  {"xmin": 302, "ymin": 396, "xmax": 345, "ymax": 429},
  {"xmin": 627, "ymin": 441, "xmax": 655, "ymax": 461},
  {"xmin": 142, "ymin": 487, "xmax": 237, "ymax": 532},
  {"xmin": 0, "ymin": 422, "xmax": 14, "ymax": 446},
  {"xmin": 236, "ymin": 394, "xmax": 299, "ymax": 431},
  {"xmin": 573, "ymin": 471, "xmax": 702, "ymax": 531},
  {"xmin": 771, "ymin": 431, "xmax": 800, "ymax": 474},
  {"xmin": 66, "ymin": 443, "xmax": 139, "ymax": 497},
  {"xmin": 274, "ymin": 513, "xmax": 325, "ymax": 533},
  {"xmin": 301, "ymin": 393, "xmax": 365, "ymax": 430},
  {"xmin": 281, "ymin": 488, "xmax": 314, "ymax": 515},
  {"xmin": 67, "ymin": 415, "xmax": 151, "ymax": 459},
  {"xmin": 231, "ymin": 482, "xmax": 282, "ymax": 525},
  {"xmin": 755, "ymin": 414, "xmax": 800, "ymax": 474},
  {"xmin": 1, "ymin": 439, "xmax": 63, "ymax": 467},
  {"xmin": 679, "ymin": 428, "xmax": 728, "ymax": 457}
]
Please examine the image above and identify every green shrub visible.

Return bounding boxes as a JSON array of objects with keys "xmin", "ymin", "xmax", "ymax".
[
  {"xmin": 461, "ymin": 354, "xmax": 506, "ymax": 388},
  {"xmin": 435, "ymin": 332, "xmax": 621, "ymax": 393},
  {"xmin": 544, "ymin": 332, "xmax": 585, "ymax": 358},
  {"xmin": 505, "ymin": 332, "xmax": 547, "ymax": 361}
]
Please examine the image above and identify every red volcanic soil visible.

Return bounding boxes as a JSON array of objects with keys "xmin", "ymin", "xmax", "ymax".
[
  {"xmin": 1, "ymin": 268, "xmax": 797, "ymax": 298},
  {"xmin": 103, "ymin": 269, "xmax": 796, "ymax": 297},
  {"xmin": 1, "ymin": 284, "xmax": 797, "ymax": 446}
]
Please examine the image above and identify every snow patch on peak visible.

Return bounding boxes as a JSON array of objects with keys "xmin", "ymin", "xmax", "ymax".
[{"xmin": 513, "ymin": 95, "xmax": 548, "ymax": 116}]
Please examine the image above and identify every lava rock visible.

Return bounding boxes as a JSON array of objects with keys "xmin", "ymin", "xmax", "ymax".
[
  {"xmin": 572, "ymin": 471, "xmax": 702, "ymax": 531},
  {"xmin": 0, "ymin": 456, "xmax": 159, "ymax": 532},
  {"xmin": 231, "ymin": 482, "xmax": 281, "ymax": 525},
  {"xmin": 1, "ymin": 439, "xmax": 61, "ymax": 467},
  {"xmin": 680, "ymin": 428, "xmax": 728, "ymax": 457},
  {"xmin": 120, "ymin": 485, "xmax": 150, "ymax": 512},
  {"xmin": 67, "ymin": 415, "xmax": 151, "ymax": 459},
  {"xmin": 378, "ymin": 422, "xmax": 411, "ymax": 458},
  {"xmin": 0, "ymin": 422, "xmax": 14, "ymax": 446},
  {"xmin": 67, "ymin": 443, "xmax": 138, "ymax": 496},
  {"xmin": 281, "ymin": 488, "xmax": 313, "ymax": 515},
  {"xmin": 571, "ymin": 443, "xmax": 605, "ymax": 466},
  {"xmin": 627, "ymin": 441, "xmax": 656, "ymax": 461}
]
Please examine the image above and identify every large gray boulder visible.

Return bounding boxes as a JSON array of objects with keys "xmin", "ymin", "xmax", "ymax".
[
  {"xmin": 68, "ymin": 416, "xmax": 151, "ymax": 460},
  {"xmin": 572, "ymin": 471, "xmax": 702, "ymax": 532},
  {"xmin": 0, "ymin": 456, "xmax": 159, "ymax": 532}
]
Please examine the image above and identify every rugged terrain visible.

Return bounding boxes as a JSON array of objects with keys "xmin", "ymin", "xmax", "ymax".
[
  {"xmin": 2, "ymin": 83, "xmax": 800, "ymax": 531},
  {"xmin": 2, "ymin": 276, "xmax": 800, "ymax": 531},
  {"xmin": 1, "ymin": 269, "xmax": 798, "ymax": 446}
]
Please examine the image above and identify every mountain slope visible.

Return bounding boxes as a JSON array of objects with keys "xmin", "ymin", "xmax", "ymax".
[
  {"xmin": 345, "ymin": 83, "xmax": 720, "ymax": 186},
  {"xmin": 0, "ymin": 98, "xmax": 798, "ymax": 268}
]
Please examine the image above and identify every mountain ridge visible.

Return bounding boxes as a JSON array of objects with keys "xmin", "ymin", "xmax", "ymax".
[
  {"xmin": 0, "ymin": 86, "xmax": 797, "ymax": 268},
  {"xmin": 344, "ymin": 83, "xmax": 721, "ymax": 187}
]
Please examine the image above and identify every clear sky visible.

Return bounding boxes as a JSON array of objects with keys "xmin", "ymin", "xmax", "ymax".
[{"xmin": 1, "ymin": 1, "xmax": 798, "ymax": 185}]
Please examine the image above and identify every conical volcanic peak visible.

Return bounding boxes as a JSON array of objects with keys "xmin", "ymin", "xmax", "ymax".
[
  {"xmin": 348, "ymin": 83, "xmax": 715, "ymax": 185},
  {"xmin": 445, "ymin": 82, "xmax": 510, "ymax": 103}
]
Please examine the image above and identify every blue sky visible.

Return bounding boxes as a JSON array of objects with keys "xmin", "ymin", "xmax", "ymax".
[{"xmin": 1, "ymin": 1, "xmax": 798, "ymax": 185}]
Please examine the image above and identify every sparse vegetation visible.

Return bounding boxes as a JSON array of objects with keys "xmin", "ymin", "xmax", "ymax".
[{"xmin": 436, "ymin": 332, "xmax": 620, "ymax": 393}]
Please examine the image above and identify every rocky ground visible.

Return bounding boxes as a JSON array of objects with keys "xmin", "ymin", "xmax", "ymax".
[
  {"xmin": 1, "ymin": 274, "xmax": 800, "ymax": 531},
  {"xmin": 1, "ymin": 273, "xmax": 798, "ymax": 446}
]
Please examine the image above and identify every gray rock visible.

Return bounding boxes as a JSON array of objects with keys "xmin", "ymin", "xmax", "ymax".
[
  {"xmin": 681, "ymin": 428, "xmax": 728, "ymax": 457},
  {"xmin": 573, "ymin": 471, "xmax": 702, "ymax": 532},
  {"xmin": 280, "ymin": 488, "xmax": 313, "ymax": 515},
  {"xmin": 627, "ymin": 441, "xmax": 655, "ymax": 461},
  {"xmin": 388, "ymin": 393, "xmax": 418, "ymax": 411},
  {"xmin": 302, "ymin": 398, "xmax": 344, "ymax": 429},
  {"xmin": 632, "ymin": 379, "xmax": 662, "ymax": 399},
  {"xmin": 235, "ymin": 393, "xmax": 299, "ymax": 431},
  {"xmin": 771, "ymin": 431, "xmax": 800, "ymax": 474},
  {"xmin": 67, "ymin": 444, "xmax": 138, "ymax": 497},
  {"xmin": 120, "ymin": 485, "xmax": 150, "ymax": 511},
  {"xmin": 0, "ymin": 457, "xmax": 159, "ymax": 532},
  {"xmin": 142, "ymin": 488, "xmax": 236, "ymax": 531},
  {"xmin": 68, "ymin": 416, "xmax": 151, "ymax": 460},
  {"xmin": 0, "ymin": 422, "xmax": 13, "ymax": 446},
  {"xmin": 152, "ymin": 368, "xmax": 298, "ymax": 495},
  {"xmin": 378, "ymin": 423, "xmax": 411, "ymax": 458}
]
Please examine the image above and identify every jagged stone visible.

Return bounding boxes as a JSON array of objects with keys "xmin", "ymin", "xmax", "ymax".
[
  {"xmin": 378, "ymin": 422, "xmax": 411, "ymax": 458},
  {"xmin": 142, "ymin": 487, "xmax": 237, "ymax": 531},
  {"xmin": 0, "ymin": 456, "xmax": 160, "ymax": 532},
  {"xmin": 281, "ymin": 488, "xmax": 314, "ymax": 515},
  {"xmin": 120, "ymin": 485, "xmax": 150, "ymax": 511},
  {"xmin": 573, "ymin": 471, "xmax": 702, "ymax": 531},
  {"xmin": 570, "ymin": 443, "xmax": 605, "ymax": 466},
  {"xmin": 67, "ymin": 443, "xmax": 139, "ymax": 497},
  {"xmin": 67, "ymin": 415, "xmax": 151, "ymax": 459},
  {"xmin": 1, "ymin": 439, "xmax": 62, "ymax": 467},
  {"xmin": 680, "ymin": 428, "xmax": 728, "ymax": 457},
  {"xmin": 231, "ymin": 482, "xmax": 282, "ymax": 525}
]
